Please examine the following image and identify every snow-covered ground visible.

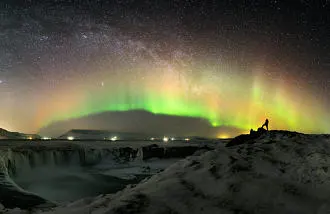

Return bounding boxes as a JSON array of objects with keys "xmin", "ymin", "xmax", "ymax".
[{"xmin": 2, "ymin": 131, "xmax": 330, "ymax": 213}]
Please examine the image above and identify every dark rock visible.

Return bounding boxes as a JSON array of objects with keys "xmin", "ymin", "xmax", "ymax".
[
  {"xmin": 142, "ymin": 144, "xmax": 165, "ymax": 160},
  {"xmin": 113, "ymin": 193, "xmax": 149, "ymax": 214},
  {"xmin": 0, "ymin": 171, "xmax": 55, "ymax": 209},
  {"xmin": 226, "ymin": 127, "xmax": 267, "ymax": 147},
  {"xmin": 226, "ymin": 134, "xmax": 251, "ymax": 147},
  {"xmin": 142, "ymin": 145, "xmax": 212, "ymax": 160},
  {"xmin": 0, "ymin": 187, "xmax": 54, "ymax": 210},
  {"xmin": 164, "ymin": 146, "xmax": 211, "ymax": 159},
  {"xmin": 209, "ymin": 165, "xmax": 221, "ymax": 179}
]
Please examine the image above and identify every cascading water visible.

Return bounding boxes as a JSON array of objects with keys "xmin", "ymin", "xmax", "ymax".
[
  {"xmin": 0, "ymin": 143, "xmax": 209, "ymax": 209},
  {"xmin": 1, "ymin": 147, "xmax": 142, "ymax": 203}
]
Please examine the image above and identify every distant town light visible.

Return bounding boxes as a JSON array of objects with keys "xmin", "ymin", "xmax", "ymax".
[
  {"xmin": 111, "ymin": 136, "xmax": 117, "ymax": 141},
  {"xmin": 185, "ymin": 138, "xmax": 190, "ymax": 141},
  {"xmin": 67, "ymin": 136, "xmax": 75, "ymax": 141},
  {"xmin": 171, "ymin": 137, "xmax": 175, "ymax": 141},
  {"xmin": 27, "ymin": 136, "xmax": 33, "ymax": 140},
  {"xmin": 163, "ymin": 137, "xmax": 169, "ymax": 142},
  {"xmin": 150, "ymin": 137, "xmax": 155, "ymax": 141},
  {"xmin": 42, "ymin": 137, "xmax": 51, "ymax": 140}
]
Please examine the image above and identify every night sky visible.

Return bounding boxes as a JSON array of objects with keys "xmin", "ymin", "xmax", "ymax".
[{"xmin": 1, "ymin": 0, "xmax": 330, "ymax": 137}]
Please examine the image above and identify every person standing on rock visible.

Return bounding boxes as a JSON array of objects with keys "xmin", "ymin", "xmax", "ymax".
[{"xmin": 262, "ymin": 119, "xmax": 269, "ymax": 131}]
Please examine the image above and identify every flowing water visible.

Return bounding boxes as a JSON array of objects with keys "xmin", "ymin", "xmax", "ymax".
[{"xmin": 0, "ymin": 141, "xmax": 209, "ymax": 208}]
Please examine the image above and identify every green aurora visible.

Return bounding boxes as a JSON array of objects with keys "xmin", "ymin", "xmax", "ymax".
[{"xmin": 36, "ymin": 63, "xmax": 330, "ymax": 135}]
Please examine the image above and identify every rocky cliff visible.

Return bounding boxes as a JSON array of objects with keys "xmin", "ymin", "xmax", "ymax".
[{"xmin": 0, "ymin": 142, "xmax": 211, "ymax": 209}]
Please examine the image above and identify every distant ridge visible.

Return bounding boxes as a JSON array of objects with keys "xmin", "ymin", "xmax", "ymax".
[
  {"xmin": 58, "ymin": 129, "xmax": 153, "ymax": 140},
  {"xmin": 58, "ymin": 129, "xmax": 218, "ymax": 141},
  {"xmin": 39, "ymin": 110, "xmax": 244, "ymax": 138},
  {"xmin": 0, "ymin": 128, "xmax": 40, "ymax": 140}
]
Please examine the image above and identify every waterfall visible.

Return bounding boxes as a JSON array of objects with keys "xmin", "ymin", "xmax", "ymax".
[
  {"xmin": 0, "ymin": 145, "xmax": 209, "ymax": 177},
  {"xmin": 0, "ymin": 147, "xmax": 141, "ymax": 177},
  {"xmin": 0, "ymin": 143, "xmax": 210, "ymax": 209}
]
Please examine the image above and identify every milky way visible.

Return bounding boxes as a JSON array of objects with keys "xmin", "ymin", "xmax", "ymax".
[{"xmin": 1, "ymin": 1, "xmax": 330, "ymax": 136}]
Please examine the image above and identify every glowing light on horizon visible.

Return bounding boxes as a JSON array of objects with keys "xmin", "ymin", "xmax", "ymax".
[
  {"xmin": 218, "ymin": 134, "xmax": 230, "ymax": 139},
  {"xmin": 67, "ymin": 136, "xmax": 75, "ymax": 141},
  {"xmin": 110, "ymin": 136, "xmax": 118, "ymax": 141}
]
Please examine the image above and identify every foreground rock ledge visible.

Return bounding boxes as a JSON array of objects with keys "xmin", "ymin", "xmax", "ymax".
[{"xmin": 2, "ymin": 131, "xmax": 330, "ymax": 214}]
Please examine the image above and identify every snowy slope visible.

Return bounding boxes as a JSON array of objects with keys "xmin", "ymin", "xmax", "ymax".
[{"xmin": 2, "ymin": 131, "xmax": 330, "ymax": 213}]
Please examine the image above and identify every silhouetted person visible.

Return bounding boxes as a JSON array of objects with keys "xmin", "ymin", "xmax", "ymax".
[{"xmin": 262, "ymin": 119, "xmax": 269, "ymax": 131}]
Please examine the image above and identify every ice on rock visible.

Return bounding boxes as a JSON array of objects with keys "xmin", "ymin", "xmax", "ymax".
[{"xmin": 5, "ymin": 208, "xmax": 28, "ymax": 214}]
